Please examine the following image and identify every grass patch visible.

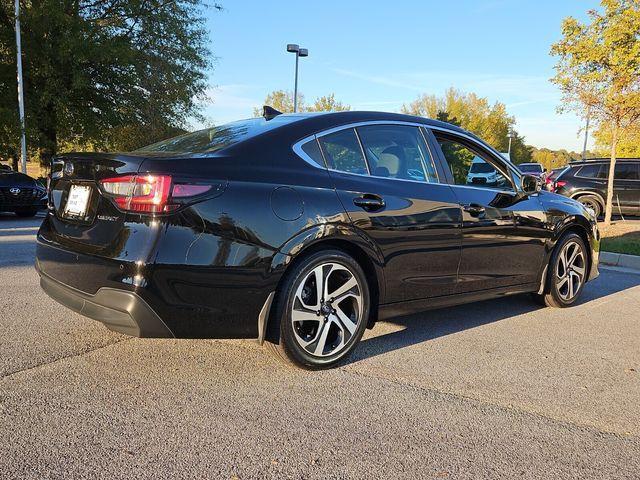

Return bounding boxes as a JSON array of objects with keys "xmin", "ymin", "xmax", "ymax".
[{"xmin": 600, "ymin": 237, "xmax": 640, "ymax": 256}]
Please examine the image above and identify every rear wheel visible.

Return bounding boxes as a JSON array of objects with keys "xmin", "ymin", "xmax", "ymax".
[
  {"xmin": 14, "ymin": 208, "xmax": 38, "ymax": 217},
  {"xmin": 533, "ymin": 233, "xmax": 588, "ymax": 308},
  {"xmin": 266, "ymin": 249, "xmax": 370, "ymax": 369},
  {"xmin": 576, "ymin": 195, "xmax": 602, "ymax": 218}
]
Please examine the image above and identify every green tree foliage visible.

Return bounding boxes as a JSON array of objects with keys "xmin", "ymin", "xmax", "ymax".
[
  {"xmin": 254, "ymin": 90, "xmax": 350, "ymax": 116},
  {"xmin": 529, "ymin": 146, "xmax": 595, "ymax": 171},
  {"xmin": 0, "ymin": 0, "xmax": 217, "ymax": 165},
  {"xmin": 551, "ymin": 0, "xmax": 640, "ymax": 225},
  {"xmin": 401, "ymin": 88, "xmax": 532, "ymax": 164}
]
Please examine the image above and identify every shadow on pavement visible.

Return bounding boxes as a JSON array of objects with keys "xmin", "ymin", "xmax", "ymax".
[{"xmin": 351, "ymin": 270, "xmax": 640, "ymax": 364}]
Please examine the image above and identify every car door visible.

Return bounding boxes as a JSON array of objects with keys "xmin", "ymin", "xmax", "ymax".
[
  {"xmin": 313, "ymin": 123, "xmax": 462, "ymax": 303},
  {"xmin": 613, "ymin": 162, "xmax": 640, "ymax": 214},
  {"xmin": 428, "ymin": 128, "xmax": 547, "ymax": 293}
]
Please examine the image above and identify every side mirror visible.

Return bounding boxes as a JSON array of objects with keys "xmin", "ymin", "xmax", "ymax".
[{"xmin": 521, "ymin": 174, "xmax": 542, "ymax": 195}]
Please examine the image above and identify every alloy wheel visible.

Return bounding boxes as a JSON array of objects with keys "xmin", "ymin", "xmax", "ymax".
[
  {"xmin": 290, "ymin": 262, "xmax": 363, "ymax": 357},
  {"xmin": 555, "ymin": 240, "xmax": 586, "ymax": 301}
]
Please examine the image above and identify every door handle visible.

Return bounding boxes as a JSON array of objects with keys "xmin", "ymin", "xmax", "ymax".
[
  {"xmin": 353, "ymin": 194, "xmax": 385, "ymax": 212},
  {"xmin": 462, "ymin": 203, "xmax": 486, "ymax": 216}
]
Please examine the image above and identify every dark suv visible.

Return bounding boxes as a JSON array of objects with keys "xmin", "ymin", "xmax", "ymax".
[{"xmin": 551, "ymin": 159, "xmax": 640, "ymax": 217}]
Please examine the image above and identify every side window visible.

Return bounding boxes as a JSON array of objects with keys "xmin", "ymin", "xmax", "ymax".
[
  {"xmin": 318, "ymin": 128, "xmax": 368, "ymax": 175},
  {"xmin": 576, "ymin": 164, "xmax": 607, "ymax": 179},
  {"xmin": 356, "ymin": 125, "xmax": 438, "ymax": 182},
  {"xmin": 300, "ymin": 139, "xmax": 325, "ymax": 167},
  {"xmin": 615, "ymin": 163, "xmax": 640, "ymax": 180},
  {"xmin": 435, "ymin": 134, "xmax": 513, "ymax": 191}
]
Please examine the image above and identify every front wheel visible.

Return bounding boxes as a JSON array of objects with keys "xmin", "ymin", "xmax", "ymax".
[
  {"xmin": 266, "ymin": 249, "xmax": 370, "ymax": 369},
  {"xmin": 533, "ymin": 233, "xmax": 588, "ymax": 308}
]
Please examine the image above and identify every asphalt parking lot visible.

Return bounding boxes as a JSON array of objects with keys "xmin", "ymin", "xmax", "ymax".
[{"xmin": 1, "ymin": 213, "xmax": 639, "ymax": 479}]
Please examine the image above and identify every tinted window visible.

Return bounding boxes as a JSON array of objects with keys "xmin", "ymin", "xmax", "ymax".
[
  {"xmin": 136, "ymin": 117, "xmax": 296, "ymax": 153},
  {"xmin": 300, "ymin": 139, "xmax": 325, "ymax": 167},
  {"xmin": 615, "ymin": 163, "xmax": 640, "ymax": 180},
  {"xmin": 519, "ymin": 164, "xmax": 543, "ymax": 173},
  {"xmin": 576, "ymin": 164, "xmax": 607, "ymax": 179},
  {"xmin": 318, "ymin": 129, "xmax": 368, "ymax": 175},
  {"xmin": 356, "ymin": 125, "xmax": 438, "ymax": 182},
  {"xmin": 435, "ymin": 134, "xmax": 513, "ymax": 191}
]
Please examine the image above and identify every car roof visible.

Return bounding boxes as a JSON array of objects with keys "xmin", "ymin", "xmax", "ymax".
[{"xmin": 569, "ymin": 158, "xmax": 640, "ymax": 166}]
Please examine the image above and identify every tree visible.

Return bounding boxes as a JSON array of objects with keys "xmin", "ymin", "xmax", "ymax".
[
  {"xmin": 254, "ymin": 90, "xmax": 350, "ymax": 116},
  {"xmin": 594, "ymin": 124, "xmax": 640, "ymax": 157},
  {"xmin": 401, "ymin": 88, "xmax": 532, "ymax": 164},
  {"xmin": 0, "ymin": 0, "xmax": 217, "ymax": 166},
  {"xmin": 551, "ymin": 0, "xmax": 640, "ymax": 225},
  {"xmin": 253, "ymin": 90, "xmax": 303, "ymax": 116},
  {"xmin": 307, "ymin": 94, "xmax": 350, "ymax": 112}
]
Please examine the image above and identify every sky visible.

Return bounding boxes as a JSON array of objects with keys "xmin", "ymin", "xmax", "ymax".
[{"xmin": 199, "ymin": 0, "xmax": 600, "ymax": 151}]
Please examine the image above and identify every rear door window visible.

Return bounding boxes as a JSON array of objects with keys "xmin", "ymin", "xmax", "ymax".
[
  {"xmin": 576, "ymin": 164, "xmax": 607, "ymax": 179},
  {"xmin": 318, "ymin": 129, "xmax": 369, "ymax": 175},
  {"xmin": 615, "ymin": 163, "xmax": 640, "ymax": 180},
  {"xmin": 356, "ymin": 125, "xmax": 438, "ymax": 182}
]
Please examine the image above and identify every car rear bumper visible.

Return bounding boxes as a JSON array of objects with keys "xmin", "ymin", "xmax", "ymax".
[{"xmin": 37, "ymin": 263, "xmax": 174, "ymax": 338}]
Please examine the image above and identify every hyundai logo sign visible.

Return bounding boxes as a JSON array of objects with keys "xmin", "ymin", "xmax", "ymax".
[
  {"xmin": 9, "ymin": 187, "xmax": 21, "ymax": 195},
  {"xmin": 64, "ymin": 162, "xmax": 74, "ymax": 176}
]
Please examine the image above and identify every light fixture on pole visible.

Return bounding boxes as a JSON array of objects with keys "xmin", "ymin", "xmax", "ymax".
[
  {"xmin": 286, "ymin": 44, "xmax": 308, "ymax": 113},
  {"xmin": 14, "ymin": 0, "xmax": 28, "ymax": 174},
  {"xmin": 507, "ymin": 127, "xmax": 514, "ymax": 157}
]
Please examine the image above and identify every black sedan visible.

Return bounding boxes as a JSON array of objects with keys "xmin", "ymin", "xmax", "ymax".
[
  {"xmin": 0, "ymin": 168, "xmax": 47, "ymax": 217},
  {"xmin": 35, "ymin": 110, "xmax": 600, "ymax": 369}
]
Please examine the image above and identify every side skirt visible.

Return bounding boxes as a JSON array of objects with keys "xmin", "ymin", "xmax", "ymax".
[{"xmin": 378, "ymin": 283, "xmax": 538, "ymax": 321}]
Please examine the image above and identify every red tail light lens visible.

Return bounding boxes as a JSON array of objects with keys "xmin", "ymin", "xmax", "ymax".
[
  {"xmin": 553, "ymin": 180, "xmax": 567, "ymax": 192},
  {"xmin": 100, "ymin": 175, "xmax": 172, "ymax": 213}
]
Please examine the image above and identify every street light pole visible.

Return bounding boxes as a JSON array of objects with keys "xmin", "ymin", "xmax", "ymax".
[
  {"xmin": 286, "ymin": 44, "xmax": 308, "ymax": 113},
  {"xmin": 15, "ymin": 0, "xmax": 27, "ymax": 174},
  {"xmin": 507, "ymin": 129, "xmax": 513, "ymax": 157}
]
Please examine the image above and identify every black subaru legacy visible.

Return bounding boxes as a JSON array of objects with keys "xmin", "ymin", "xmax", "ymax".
[
  {"xmin": 36, "ymin": 110, "xmax": 600, "ymax": 369},
  {"xmin": 0, "ymin": 168, "xmax": 47, "ymax": 217}
]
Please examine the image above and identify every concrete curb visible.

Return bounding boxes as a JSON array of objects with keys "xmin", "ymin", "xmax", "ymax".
[{"xmin": 600, "ymin": 251, "xmax": 640, "ymax": 271}]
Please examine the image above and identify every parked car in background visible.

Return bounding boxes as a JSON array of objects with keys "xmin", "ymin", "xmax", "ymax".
[
  {"xmin": 545, "ymin": 166, "xmax": 569, "ymax": 191},
  {"xmin": 0, "ymin": 169, "xmax": 47, "ymax": 217},
  {"xmin": 466, "ymin": 156, "xmax": 500, "ymax": 185},
  {"xmin": 36, "ymin": 110, "xmax": 600, "ymax": 369},
  {"xmin": 550, "ymin": 158, "xmax": 640, "ymax": 218},
  {"xmin": 518, "ymin": 162, "xmax": 545, "ymax": 177}
]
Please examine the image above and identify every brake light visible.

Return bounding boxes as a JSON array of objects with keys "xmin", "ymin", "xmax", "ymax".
[
  {"xmin": 100, "ymin": 175, "xmax": 172, "ymax": 213},
  {"xmin": 552, "ymin": 180, "xmax": 567, "ymax": 193}
]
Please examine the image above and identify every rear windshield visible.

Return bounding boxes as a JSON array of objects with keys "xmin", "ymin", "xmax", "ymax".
[
  {"xmin": 519, "ymin": 164, "xmax": 543, "ymax": 173},
  {"xmin": 135, "ymin": 116, "xmax": 296, "ymax": 153}
]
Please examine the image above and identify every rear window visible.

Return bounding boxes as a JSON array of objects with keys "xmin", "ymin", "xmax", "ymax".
[
  {"xmin": 135, "ymin": 117, "xmax": 296, "ymax": 153},
  {"xmin": 575, "ymin": 164, "xmax": 607, "ymax": 179},
  {"xmin": 519, "ymin": 164, "xmax": 543, "ymax": 173}
]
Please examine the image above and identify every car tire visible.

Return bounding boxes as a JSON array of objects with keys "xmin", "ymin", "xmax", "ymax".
[
  {"xmin": 533, "ymin": 232, "xmax": 588, "ymax": 308},
  {"xmin": 14, "ymin": 208, "xmax": 38, "ymax": 218},
  {"xmin": 266, "ymin": 249, "xmax": 370, "ymax": 369},
  {"xmin": 576, "ymin": 195, "xmax": 602, "ymax": 218}
]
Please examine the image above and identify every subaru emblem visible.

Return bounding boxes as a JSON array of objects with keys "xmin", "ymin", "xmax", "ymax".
[
  {"xmin": 64, "ymin": 162, "xmax": 74, "ymax": 176},
  {"xmin": 9, "ymin": 187, "xmax": 20, "ymax": 195}
]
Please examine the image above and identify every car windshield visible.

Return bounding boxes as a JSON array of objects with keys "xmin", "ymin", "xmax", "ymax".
[
  {"xmin": 135, "ymin": 116, "xmax": 297, "ymax": 153},
  {"xmin": 469, "ymin": 162, "xmax": 495, "ymax": 174},
  {"xmin": 519, "ymin": 164, "xmax": 543, "ymax": 173}
]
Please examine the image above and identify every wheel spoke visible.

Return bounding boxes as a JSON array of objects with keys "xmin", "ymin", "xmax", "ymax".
[
  {"xmin": 568, "ymin": 273, "xmax": 575, "ymax": 298},
  {"xmin": 572, "ymin": 264, "xmax": 585, "ymax": 276},
  {"xmin": 313, "ymin": 321, "xmax": 332, "ymax": 356},
  {"xmin": 327, "ymin": 275, "xmax": 357, "ymax": 301},
  {"xmin": 567, "ymin": 246, "xmax": 580, "ymax": 268},
  {"xmin": 291, "ymin": 309, "xmax": 320, "ymax": 324},
  {"xmin": 333, "ymin": 307, "xmax": 357, "ymax": 335},
  {"xmin": 557, "ymin": 276, "xmax": 569, "ymax": 290}
]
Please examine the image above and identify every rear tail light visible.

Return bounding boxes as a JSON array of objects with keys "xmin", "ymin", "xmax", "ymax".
[
  {"xmin": 553, "ymin": 180, "xmax": 567, "ymax": 192},
  {"xmin": 100, "ymin": 175, "xmax": 212, "ymax": 213}
]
